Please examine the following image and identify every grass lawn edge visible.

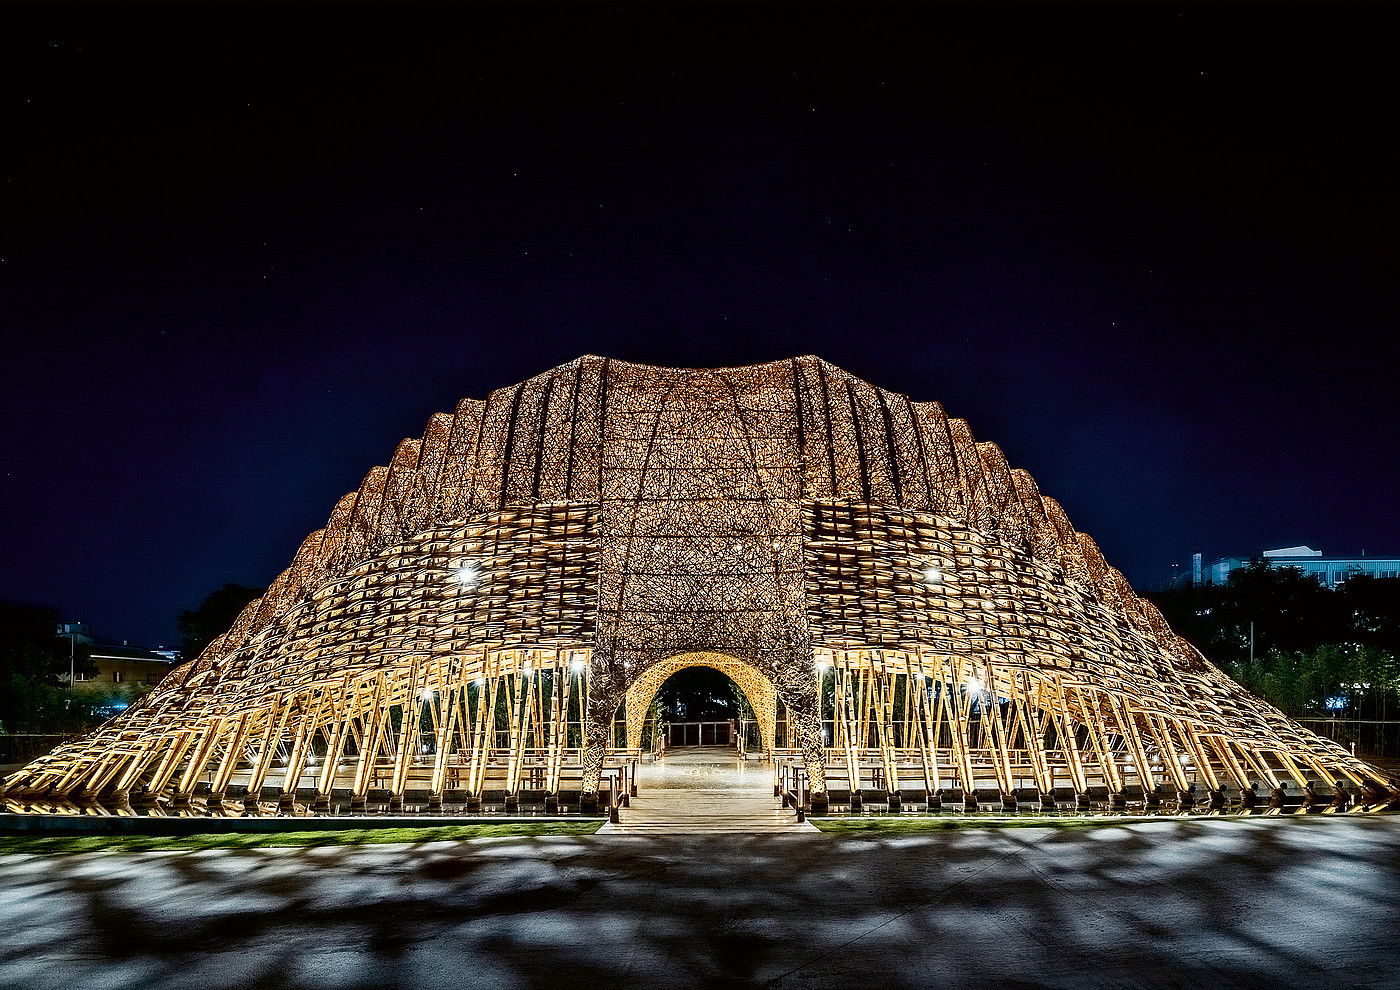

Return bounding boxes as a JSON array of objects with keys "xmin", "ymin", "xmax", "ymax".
[{"xmin": 0, "ymin": 821, "xmax": 604, "ymax": 855}]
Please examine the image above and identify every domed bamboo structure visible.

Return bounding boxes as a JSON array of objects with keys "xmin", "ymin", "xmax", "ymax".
[{"xmin": 5, "ymin": 356, "xmax": 1393, "ymax": 815}]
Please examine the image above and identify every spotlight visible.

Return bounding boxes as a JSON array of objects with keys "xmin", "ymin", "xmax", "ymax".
[{"xmin": 455, "ymin": 561, "xmax": 482, "ymax": 588}]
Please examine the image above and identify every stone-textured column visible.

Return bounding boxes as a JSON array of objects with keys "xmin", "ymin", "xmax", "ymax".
[
  {"xmin": 776, "ymin": 653, "xmax": 828, "ymax": 809},
  {"xmin": 580, "ymin": 648, "xmax": 624, "ymax": 807}
]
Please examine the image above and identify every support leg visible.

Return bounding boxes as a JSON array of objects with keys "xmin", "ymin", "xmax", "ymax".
[
  {"xmin": 778, "ymin": 659, "xmax": 828, "ymax": 814},
  {"xmin": 580, "ymin": 653, "xmax": 621, "ymax": 812}
]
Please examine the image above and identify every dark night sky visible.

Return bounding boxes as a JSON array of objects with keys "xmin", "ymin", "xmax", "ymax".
[{"xmin": 2, "ymin": 4, "xmax": 1395, "ymax": 649}]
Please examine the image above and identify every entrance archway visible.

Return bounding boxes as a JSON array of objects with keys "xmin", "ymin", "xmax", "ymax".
[{"xmin": 624, "ymin": 652, "xmax": 778, "ymax": 756}]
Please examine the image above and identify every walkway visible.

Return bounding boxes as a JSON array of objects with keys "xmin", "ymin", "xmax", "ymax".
[{"xmin": 599, "ymin": 746, "xmax": 817, "ymax": 833}]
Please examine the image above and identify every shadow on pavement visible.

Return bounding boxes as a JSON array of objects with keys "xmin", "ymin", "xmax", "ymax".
[{"xmin": 2, "ymin": 817, "xmax": 1398, "ymax": 989}]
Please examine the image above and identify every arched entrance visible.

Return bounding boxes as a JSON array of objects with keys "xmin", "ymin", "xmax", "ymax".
[{"xmin": 624, "ymin": 652, "xmax": 778, "ymax": 756}]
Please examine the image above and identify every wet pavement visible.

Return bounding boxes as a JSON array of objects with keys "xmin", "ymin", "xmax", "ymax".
[
  {"xmin": 2, "ymin": 814, "xmax": 1399, "ymax": 989},
  {"xmin": 600, "ymin": 747, "xmax": 816, "ymax": 834}
]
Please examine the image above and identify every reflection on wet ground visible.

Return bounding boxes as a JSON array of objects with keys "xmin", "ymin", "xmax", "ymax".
[{"xmin": 2, "ymin": 816, "xmax": 1399, "ymax": 989}]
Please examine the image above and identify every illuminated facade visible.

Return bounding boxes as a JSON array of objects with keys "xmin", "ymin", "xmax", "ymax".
[{"xmin": 4, "ymin": 357, "xmax": 1393, "ymax": 815}]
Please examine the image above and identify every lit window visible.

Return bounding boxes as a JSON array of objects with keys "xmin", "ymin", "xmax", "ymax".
[{"xmin": 113, "ymin": 671, "xmax": 123, "ymax": 683}]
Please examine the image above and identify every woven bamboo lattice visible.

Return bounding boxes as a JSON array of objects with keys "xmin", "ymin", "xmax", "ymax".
[{"xmin": 4, "ymin": 356, "xmax": 1393, "ymax": 814}]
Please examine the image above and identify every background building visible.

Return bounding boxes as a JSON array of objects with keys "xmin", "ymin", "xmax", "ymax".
[
  {"xmin": 56, "ymin": 621, "xmax": 177, "ymax": 695},
  {"xmin": 1199, "ymin": 547, "xmax": 1400, "ymax": 589},
  {"xmin": 72, "ymin": 643, "xmax": 175, "ymax": 694}
]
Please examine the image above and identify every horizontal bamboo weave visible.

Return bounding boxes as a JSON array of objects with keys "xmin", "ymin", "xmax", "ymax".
[{"xmin": 4, "ymin": 356, "xmax": 1392, "ymax": 811}]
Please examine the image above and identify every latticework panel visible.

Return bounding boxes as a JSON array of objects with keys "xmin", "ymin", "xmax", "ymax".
[{"xmin": 4, "ymin": 355, "xmax": 1393, "ymax": 813}]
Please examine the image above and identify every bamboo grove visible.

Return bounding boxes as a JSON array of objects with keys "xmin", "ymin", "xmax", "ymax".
[{"xmin": 4, "ymin": 357, "xmax": 1394, "ymax": 815}]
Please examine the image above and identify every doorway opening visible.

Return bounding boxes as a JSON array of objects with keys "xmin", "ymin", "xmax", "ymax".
[
  {"xmin": 622, "ymin": 652, "xmax": 778, "ymax": 757},
  {"xmin": 653, "ymin": 666, "xmax": 746, "ymax": 747}
]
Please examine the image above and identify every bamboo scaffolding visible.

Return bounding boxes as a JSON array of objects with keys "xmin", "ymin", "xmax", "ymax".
[{"xmin": 4, "ymin": 356, "xmax": 1392, "ymax": 814}]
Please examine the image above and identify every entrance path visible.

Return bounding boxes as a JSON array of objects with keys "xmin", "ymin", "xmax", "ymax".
[{"xmin": 599, "ymin": 746, "xmax": 817, "ymax": 833}]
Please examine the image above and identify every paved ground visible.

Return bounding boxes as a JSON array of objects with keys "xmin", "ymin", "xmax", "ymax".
[
  {"xmin": 600, "ymin": 747, "xmax": 816, "ymax": 834},
  {"xmin": 3, "ymin": 813, "xmax": 1399, "ymax": 989}
]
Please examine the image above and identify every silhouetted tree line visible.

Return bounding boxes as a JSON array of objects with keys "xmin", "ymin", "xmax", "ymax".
[
  {"xmin": 0, "ymin": 583, "xmax": 263, "ymax": 740},
  {"xmin": 1146, "ymin": 563, "xmax": 1400, "ymax": 739},
  {"xmin": 176, "ymin": 583, "xmax": 263, "ymax": 665},
  {"xmin": 0, "ymin": 601, "xmax": 96, "ymax": 735}
]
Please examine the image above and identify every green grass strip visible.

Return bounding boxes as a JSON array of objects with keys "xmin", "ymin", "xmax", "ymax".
[{"xmin": 0, "ymin": 821, "xmax": 603, "ymax": 855}]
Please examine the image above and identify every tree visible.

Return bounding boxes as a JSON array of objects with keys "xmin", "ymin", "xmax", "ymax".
[
  {"xmin": 1147, "ymin": 560, "xmax": 1349, "ymax": 665},
  {"xmin": 177, "ymin": 583, "xmax": 264, "ymax": 664},
  {"xmin": 1338, "ymin": 575, "xmax": 1400, "ymax": 654},
  {"xmin": 0, "ymin": 601, "xmax": 69, "ymax": 733}
]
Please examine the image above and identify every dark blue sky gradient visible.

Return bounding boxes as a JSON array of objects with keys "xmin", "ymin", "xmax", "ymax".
[{"xmin": 2, "ymin": 5, "xmax": 1395, "ymax": 647}]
